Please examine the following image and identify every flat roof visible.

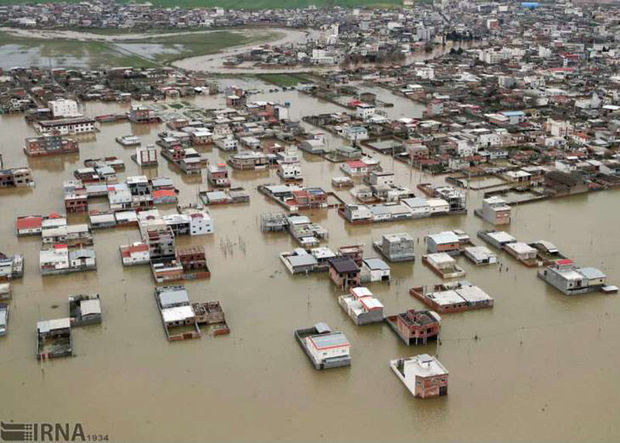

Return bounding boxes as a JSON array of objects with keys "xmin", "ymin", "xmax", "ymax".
[
  {"xmin": 37, "ymin": 318, "xmax": 71, "ymax": 333},
  {"xmin": 309, "ymin": 331, "xmax": 350, "ymax": 350},
  {"xmin": 505, "ymin": 242, "xmax": 536, "ymax": 255},
  {"xmin": 428, "ymin": 290, "xmax": 465, "ymax": 306},
  {"xmin": 426, "ymin": 252, "xmax": 455, "ymax": 265},
  {"xmin": 161, "ymin": 305, "xmax": 195, "ymax": 323},
  {"xmin": 456, "ymin": 285, "xmax": 493, "ymax": 303},
  {"xmin": 157, "ymin": 288, "xmax": 190, "ymax": 308},
  {"xmin": 80, "ymin": 298, "xmax": 101, "ymax": 316},
  {"xmin": 428, "ymin": 231, "xmax": 459, "ymax": 244},
  {"xmin": 487, "ymin": 231, "xmax": 516, "ymax": 244},
  {"xmin": 288, "ymin": 254, "xmax": 318, "ymax": 267},
  {"xmin": 363, "ymin": 258, "xmax": 390, "ymax": 270}
]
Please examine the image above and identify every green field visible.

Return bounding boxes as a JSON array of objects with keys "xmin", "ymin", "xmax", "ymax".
[
  {"xmin": 256, "ymin": 73, "xmax": 315, "ymax": 87},
  {"xmin": 0, "ymin": 0, "xmax": 403, "ymax": 8},
  {"xmin": 0, "ymin": 29, "xmax": 281, "ymax": 69}
]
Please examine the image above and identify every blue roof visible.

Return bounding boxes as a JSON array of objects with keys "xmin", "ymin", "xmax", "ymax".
[
  {"xmin": 579, "ymin": 267, "xmax": 606, "ymax": 279},
  {"xmin": 500, "ymin": 111, "xmax": 525, "ymax": 117},
  {"xmin": 310, "ymin": 331, "xmax": 350, "ymax": 350}
]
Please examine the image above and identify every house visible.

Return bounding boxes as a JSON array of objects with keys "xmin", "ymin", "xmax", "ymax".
[
  {"xmin": 477, "ymin": 230, "xmax": 516, "ymax": 250},
  {"xmin": 192, "ymin": 301, "xmax": 230, "ymax": 336},
  {"xmin": 362, "ymin": 258, "xmax": 391, "ymax": 282},
  {"xmin": 338, "ymin": 245, "xmax": 364, "ymax": 267},
  {"xmin": 537, "ymin": 260, "xmax": 607, "ymax": 295},
  {"xmin": 176, "ymin": 246, "xmax": 210, "ymax": 279},
  {"xmin": 16, "ymin": 215, "xmax": 43, "ymax": 236},
  {"xmin": 36, "ymin": 117, "xmax": 96, "ymax": 135},
  {"xmin": 119, "ymin": 242, "xmax": 150, "ymax": 266},
  {"xmin": 385, "ymin": 309, "xmax": 441, "ymax": 345},
  {"xmin": 342, "ymin": 125, "xmax": 369, "ymax": 142},
  {"xmin": 0, "ymin": 253, "xmax": 23, "ymax": 281},
  {"xmin": 280, "ymin": 248, "xmax": 319, "ymax": 274},
  {"xmin": 338, "ymin": 287, "xmax": 384, "ymax": 325},
  {"xmin": 133, "ymin": 145, "xmax": 158, "ymax": 166},
  {"xmin": 215, "ymin": 134, "xmax": 238, "ymax": 151},
  {"xmin": 340, "ymin": 160, "xmax": 369, "ymax": 177},
  {"xmin": 426, "ymin": 231, "xmax": 462, "ymax": 255},
  {"xmin": 373, "ymin": 233, "xmax": 415, "ymax": 262},
  {"xmin": 36, "ymin": 318, "xmax": 72, "ymax": 360},
  {"xmin": 328, "ymin": 257, "xmax": 361, "ymax": 289},
  {"xmin": 356, "ymin": 103, "xmax": 375, "ymax": 120},
  {"xmin": 68, "ymin": 294, "xmax": 102, "ymax": 326},
  {"xmin": 464, "ymin": 246, "xmax": 498, "ymax": 265},
  {"xmin": 41, "ymin": 224, "xmax": 92, "ymax": 247},
  {"xmin": 475, "ymin": 196, "xmax": 511, "ymax": 225},
  {"xmin": 503, "ymin": 242, "xmax": 538, "ymax": 267},
  {"xmin": 0, "ymin": 283, "xmax": 10, "ymax": 301},
  {"xmin": 0, "ymin": 167, "xmax": 34, "ymax": 187},
  {"xmin": 24, "ymin": 134, "xmax": 79, "ymax": 157},
  {"xmin": 49, "ymin": 98, "xmax": 80, "ymax": 118},
  {"xmin": 390, "ymin": 354, "xmax": 448, "ymax": 398},
  {"xmin": 295, "ymin": 322, "xmax": 351, "ymax": 370},
  {"xmin": 277, "ymin": 163, "xmax": 302, "ymax": 181},
  {"xmin": 422, "ymin": 253, "xmax": 466, "ymax": 279},
  {"xmin": 155, "ymin": 286, "xmax": 201, "ymax": 341},
  {"xmin": 410, "ymin": 281, "xmax": 494, "ymax": 313},
  {"xmin": 207, "ymin": 163, "xmax": 231, "ymax": 188},
  {"xmin": 0, "ymin": 304, "xmax": 7, "ymax": 336}
]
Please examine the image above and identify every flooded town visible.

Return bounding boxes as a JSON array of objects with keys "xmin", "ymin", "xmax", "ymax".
[{"xmin": 0, "ymin": 0, "xmax": 619, "ymax": 441}]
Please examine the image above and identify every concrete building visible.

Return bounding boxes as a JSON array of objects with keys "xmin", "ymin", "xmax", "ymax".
[
  {"xmin": 49, "ymin": 98, "xmax": 80, "ymax": 118},
  {"xmin": 338, "ymin": 287, "xmax": 384, "ymax": 325},
  {"xmin": 328, "ymin": 257, "xmax": 361, "ymax": 290},
  {"xmin": 537, "ymin": 260, "xmax": 607, "ymax": 295},
  {"xmin": 475, "ymin": 196, "xmax": 511, "ymax": 225},
  {"xmin": 390, "ymin": 354, "xmax": 448, "ymax": 398},
  {"xmin": 373, "ymin": 233, "xmax": 415, "ymax": 262},
  {"xmin": 385, "ymin": 310, "xmax": 441, "ymax": 346}
]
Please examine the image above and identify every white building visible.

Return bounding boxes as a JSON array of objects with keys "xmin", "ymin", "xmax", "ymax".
[
  {"xmin": 135, "ymin": 145, "xmax": 158, "ymax": 166},
  {"xmin": 49, "ymin": 99, "xmax": 80, "ymax": 118},
  {"xmin": 356, "ymin": 104, "xmax": 376, "ymax": 120},
  {"xmin": 215, "ymin": 135, "xmax": 238, "ymax": 151},
  {"xmin": 40, "ymin": 245, "xmax": 70, "ymax": 273},
  {"xmin": 185, "ymin": 209, "xmax": 214, "ymax": 236},
  {"xmin": 390, "ymin": 354, "xmax": 449, "ymax": 398}
]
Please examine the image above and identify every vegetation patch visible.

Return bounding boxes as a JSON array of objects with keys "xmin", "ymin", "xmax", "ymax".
[{"xmin": 257, "ymin": 73, "xmax": 314, "ymax": 87}]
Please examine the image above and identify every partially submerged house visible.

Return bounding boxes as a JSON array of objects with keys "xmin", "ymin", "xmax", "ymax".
[
  {"xmin": 338, "ymin": 287, "xmax": 384, "ymax": 325},
  {"xmin": 68, "ymin": 294, "xmax": 102, "ymax": 326},
  {"xmin": 328, "ymin": 256, "xmax": 361, "ymax": 290},
  {"xmin": 0, "ymin": 253, "xmax": 24, "ymax": 281},
  {"xmin": 361, "ymin": 258, "xmax": 391, "ymax": 283},
  {"xmin": 295, "ymin": 322, "xmax": 351, "ymax": 370},
  {"xmin": 422, "ymin": 253, "xmax": 466, "ymax": 279},
  {"xmin": 464, "ymin": 246, "xmax": 498, "ymax": 265},
  {"xmin": 192, "ymin": 301, "xmax": 230, "ymax": 336},
  {"xmin": 410, "ymin": 281, "xmax": 494, "ymax": 313},
  {"xmin": 475, "ymin": 196, "xmax": 511, "ymax": 225},
  {"xmin": 0, "ymin": 304, "xmax": 8, "ymax": 336},
  {"xmin": 426, "ymin": 231, "xmax": 471, "ymax": 255},
  {"xmin": 36, "ymin": 318, "xmax": 72, "ymax": 360},
  {"xmin": 373, "ymin": 233, "xmax": 415, "ymax": 262},
  {"xmin": 385, "ymin": 309, "xmax": 441, "ymax": 345},
  {"xmin": 390, "ymin": 354, "xmax": 448, "ymax": 399},
  {"xmin": 155, "ymin": 286, "xmax": 201, "ymax": 341},
  {"xmin": 529, "ymin": 240, "xmax": 567, "ymax": 265},
  {"xmin": 537, "ymin": 260, "xmax": 608, "ymax": 295}
]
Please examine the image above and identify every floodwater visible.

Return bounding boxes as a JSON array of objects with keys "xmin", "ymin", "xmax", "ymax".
[{"xmin": 0, "ymin": 79, "xmax": 619, "ymax": 442}]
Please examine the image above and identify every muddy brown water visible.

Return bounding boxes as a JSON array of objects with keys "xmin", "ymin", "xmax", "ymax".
[{"xmin": 0, "ymin": 82, "xmax": 619, "ymax": 441}]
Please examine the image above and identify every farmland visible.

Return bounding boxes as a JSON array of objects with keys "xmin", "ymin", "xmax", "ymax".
[{"xmin": 0, "ymin": 28, "xmax": 282, "ymax": 69}]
